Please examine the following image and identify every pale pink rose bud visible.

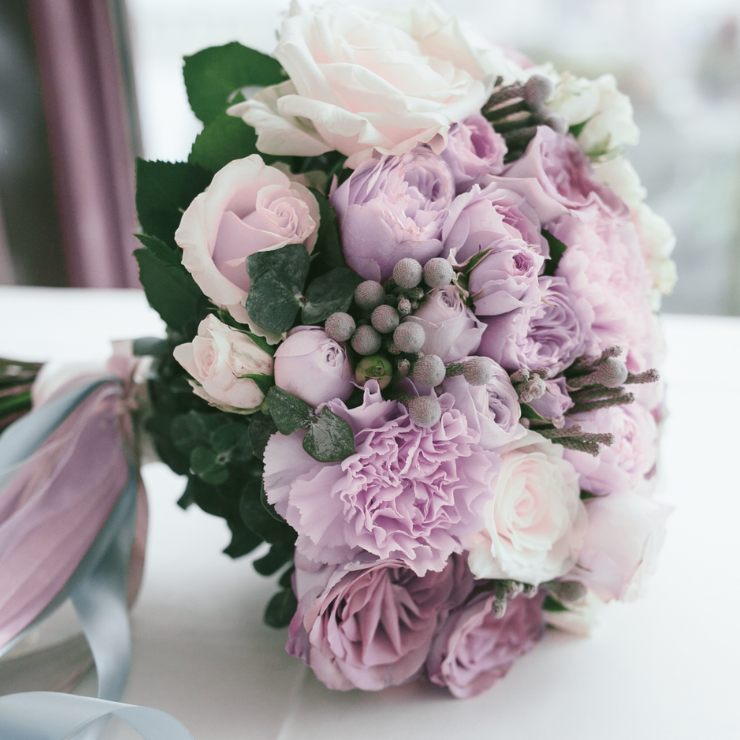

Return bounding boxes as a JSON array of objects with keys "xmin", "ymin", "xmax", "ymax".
[
  {"xmin": 274, "ymin": 326, "xmax": 353, "ymax": 407},
  {"xmin": 173, "ymin": 314, "xmax": 273, "ymax": 414}
]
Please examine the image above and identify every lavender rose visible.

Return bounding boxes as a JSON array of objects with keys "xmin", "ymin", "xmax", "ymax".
[
  {"xmin": 331, "ymin": 149, "xmax": 455, "ymax": 282},
  {"xmin": 263, "ymin": 382, "xmax": 500, "ymax": 575},
  {"xmin": 442, "ymin": 356, "xmax": 526, "ymax": 451},
  {"xmin": 175, "ymin": 154, "xmax": 319, "ymax": 327},
  {"xmin": 441, "ymin": 114, "xmax": 507, "ymax": 193},
  {"xmin": 287, "ymin": 555, "xmax": 474, "ymax": 692},
  {"xmin": 406, "ymin": 285, "xmax": 485, "ymax": 363},
  {"xmin": 468, "ymin": 245, "xmax": 544, "ymax": 316},
  {"xmin": 274, "ymin": 326, "xmax": 354, "ymax": 407},
  {"xmin": 441, "ymin": 181, "xmax": 548, "ymax": 264},
  {"xmin": 173, "ymin": 315, "xmax": 273, "ymax": 414},
  {"xmin": 427, "ymin": 591, "xmax": 546, "ymax": 698},
  {"xmin": 504, "ymin": 126, "xmax": 628, "ymax": 219}
]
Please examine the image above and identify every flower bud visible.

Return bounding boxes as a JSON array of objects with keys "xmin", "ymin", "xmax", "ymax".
[
  {"xmin": 370, "ymin": 304, "xmax": 400, "ymax": 334},
  {"xmin": 462, "ymin": 357, "xmax": 494, "ymax": 386},
  {"xmin": 523, "ymin": 74, "xmax": 554, "ymax": 108},
  {"xmin": 396, "ymin": 358, "xmax": 411, "ymax": 377},
  {"xmin": 351, "ymin": 325, "xmax": 382, "ymax": 355},
  {"xmin": 422, "ymin": 257, "xmax": 454, "ymax": 288},
  {"xmin": 593, "ymin": 357, "xmax": 629, "ymax": 388},
  {"xmin": 355, "ymin": 355, "xmax": 393, "ymax": 390},
  {"xmin": 392, "ymin": 258, "xmax": 423, "ymax": 289},
  {"xmin": 518, "ymin": 375, "xmax": 546, "ymax": 403},
  {"xmin": 413, "ymin": 354, "xmax": 446, "ymax": 387},
  {"xmin": 324, "ymin": 312, "xmax": 356, "ymax": 342},
  {"xmin": 397, "ymin": 297, "xmax": 412, "ymax": 316},
  {"xmin": 546, "ymin": 580, "xmax": 588, "ymax": 604},
  {"xmin": 408, "ymin": 395, "xmax": 441, "ymax": 427},
  {"xmin": 354, "ymin": 280, "xmax": 386, "ymax": 311},
  {"xmin": 393, "ymin": 322, "xmax": 426, "ymax": 353}
]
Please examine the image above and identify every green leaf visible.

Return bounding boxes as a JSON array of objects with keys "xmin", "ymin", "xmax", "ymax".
[
  {"xmin": 240, "ymin": 373, "xmax": 274, "ymax": 397},
  {"xmin": 245, "ymin": 273, "xmax": 302, "ymax": 334},
  {"xmin": 170, "ymin": 411, "xmax": 224, "ymax": 454},
  {"xmin": 240, "ymin": 489, "xmax": 295, "ymax": 544},
  {"xmin": 248, "ymin": 413, "xmax": 278, "ymax": 460},
  {"xmin": 519, "ymin": 404, "xmax": 549, "ymax": 424},
  {"xmin": 266, "ymin": 387, "xmax": 314, "ymax": 434},
  {"xmin": 302, "ymin": 267, "xmax": 363, "ymax": 324},
  {"xmin": 303, "ymin": 407, "xmax": 355, "ymax": 463},
  {"xmin": 132, "ymin": 337, "xmax": 168, "ymax": 357},
  {"xmin": 211, "ymin": 423, "xmax": 252, "ymax": 463},
  {"xmin": 223, "ymin": 519, "xmax": 263, "ymax": 559},
  {"xmin": 580, "ymin": 490, "xmax": 598, "ymax": 500},
  {"xmin": 542, "ymin": 229, "xmax": 568, "ymax": 277},
  {"xmin": 189, "ymin": 108, "xmax": 263, "ymax": 173},
  {"xmin": 543, "ymin": 594, "xmax": 570, "ymax": 613},
  {"xmin": 308, "ymin": 189, "xmax": 345, "ymax": 272},
  {"xmin": 246, "ymin": 243, "xmax": 310, "ymax": 293},
  {"xmin": 264, "ymin": 587, "xmax": 298, "ymax": 628},
  {"xmin": 253, "ymin": 542, "xmax": 294, "ymax": 576},
  {"xmin": 261, "ymin": 484, "xmax": 286, "ymax": 523},
  {"xmin": 183, "ymin": 42, "xmax": 285, "ymax": 125},
  {"xmin": 135, "ymin": 159, "xmax": 212, "ymax": 248},
  {"xmin": 569, "ymin": 119, "xmax": 590, "ymax": 139},
  {"xmin": 134, "ymin": 240, "xmax": 207, "ymax": 333},
  {"xmin": 278, "ymin": 566, "xmax": 295, "ymax": 589},
  {"xmin": 190, "ymin": 446, "xmax": 229, "ymax": 485}
]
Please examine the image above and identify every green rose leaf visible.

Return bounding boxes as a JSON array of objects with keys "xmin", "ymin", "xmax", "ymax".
[
  {"xmin": 134, "ymin": 236, "xmax": 207, "ymax": 334},
  {"xmin": 303, "ymin": 407, "xmax": 355, "ymax": 463},
  {"xmin": 245, "ymin": 273, "xmax": 302, "ymax": 335},
  {"xmin": 248, "ymin": 413, "xmax": 278, "ymax": 460},
  {"xmin": 542, "ymin": 229, "xmax": 568, "ymax": 277},
  {"xmin": 308, "ymin": 188, "xmax": 345, "ymax": 272},
  {"xmin": 183, "ymin": 42, "xmax": 285, "ymax": 125},
  {"xmin": 543, "ymin": 594, "xmax": 570, "ymax": 612},
  {"xmin": 266, "ymin": 386, "xmax": 314, "ymax": 435},
  {"xmin": 223, "ymin": 518, "xmax": 263, "ymax": 559},
  {"xmin": 189, "ymin": 446, "xmax": 229, "ymax": 486},
  {"xmin": 301, "ymin": 267, "xmax": 363, "ymax": 325},
  {"xmin": 188, "ymin": 107, "xmax": 261, "ymax": 173},
  {"xmin": 240, "ymin": 488, "xmax": 295, "ymax": 545},
  {"xmin": 252, "ymin": 542, "xmax": 295, "ymax": 576},
  {"xmin": 135, "ymin": 159, "xmax": 212, "ymax": 248},
  {"xmin": 240, "ymin": 373, "xmax": 274, "ymax": 397},
  {"xmin": 264, "ymin": 587, "xmax": 298, "ymax": 629},
  {"xmin": 519, "ymin": 404, "xmax": 549, "ymax": 424}
]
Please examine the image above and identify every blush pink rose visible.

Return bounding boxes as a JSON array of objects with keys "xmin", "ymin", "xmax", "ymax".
[
  {"xmin": 175, "ymin": 154, "xmax": 319, "ymax": 326},
  {"xmin": 273, "ymin": 326, "xmax": 354, "ymax": 407},
  {"xmin": 287, "ymin": 554, "xmax": 474, "ymax": 691},
  {"xmin": 427, "ymin": 591, "xmax": 546, "ymax": 698}
]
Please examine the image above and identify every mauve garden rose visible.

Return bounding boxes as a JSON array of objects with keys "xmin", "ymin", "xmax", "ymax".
[
  {"xmin": 229, "ymin": 3, "xmax": 496, "ymax": 169},
  {"xmin": 406, "ymin": 285, "xmax": 485, "ymax": 363},
  {"xmin": 468, "ymin": 245, "xmax": 544, "ymax": 316},
  {"xmin": 441, "ymin": 114, "xmax": 507, "ymax": 193},
  {"xmin": 287, "ymin": 554, "xmax": 474, "ymax": 692},
  {"xmin": 466, "ymin": 430, "xmax": 587, "ymax": 585},
  {"xmin": 504, "ymin": 126, "xmax": 628, "ymax": 219},
  {"xmin": 563, "ymin": 402, "xmax": 658, "ymax": 496},
  {"xmin": 175, "ymin": 155, "xmax": 319, "ymax": 327},
  {"xmin": 427, "ymin": 591, "xmax": 546, "ymax": 698},
  {"xmin": 551, "ymin": 212, "xmax": 654, "ymax": 371},
  {"xmin": 442, "ymin": 356, "xmax": 526, "ymax": 451},
  {"xmin": 274, "ymin": 326, "xmax": 353, "ymax": 407},
  {"xmin": 441, "ymin": 181, "xmax": 548, "ymax": 264},
  {"xmin": 263, "ymin": 382, "xmax": 500, "ymax": 575},
  {"xmin": 570, "ymin": 481, "xmax": 672, "ymax": 602},
  {"xmin": 173, "ymin": 315, "xmax": 273, "ymax": 414},
  {"xmin": 331, "ymin": 148, "xmax": 455, "ymax": 282},
  {"xmin": 479, "ymin": 275, "xmax": 596, "ymax": 374}
]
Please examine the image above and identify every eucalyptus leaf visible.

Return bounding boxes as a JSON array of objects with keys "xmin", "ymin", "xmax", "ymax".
[
  {"xmin": 240, "ymin": 489, "xmax": 295, "ymax": 544},
  {"xmin": 171, "ymin": 411, "xmax": 224, "ymax": 454},
  {"xmin": 244, "ymin": 273, "xmax": 302, "ymax": 334},
  {"xmin": 542, "ymin": 229, "xmax": 568, "ymax": 277},
  {"xmin": 264, "ymin": 587, "xmax": 298, "ymax": 628},
  {"xmin": 302, "ymin": 267, "xmax": 363, "ymax": 324},
  {"xmin": 248, "ymin": 413, "xmax": 278, "ymax": 461},
  {"xmin": 223, "ymin": 518, "xmax": 263, "ymax": 559},
  {"xmin": 211, "ymin": 423, "xmax": 252, "ymax": 463},
  {"xmin": 246, "ymin": 243, "xmax": 310, "ymax": 293},
  {"xmin": 190, "ymin": 447, "xmax": 229, "ymax": 485},
  {"xmin": 308, "ymin": 189, "xmax": 345, "ymax": 272},
  {"xmin": 303, "ymin": 407, "xmax": 355, "ymax": 463},
  {"xmin": 266, "ymin": 387, "xmax": 314, "ymax": 435},
  {"xmin": 253, "ymin": 542, "xmax": 295, "ymax": 576}
]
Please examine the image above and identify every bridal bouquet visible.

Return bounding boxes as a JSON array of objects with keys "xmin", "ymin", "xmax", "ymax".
[{"xmin": 133, "ymin": 0, "xmax": 675, "ymax": 699}]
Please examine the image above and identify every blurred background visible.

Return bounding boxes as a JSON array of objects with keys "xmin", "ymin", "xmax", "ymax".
[{"xmin": 0, "ymin": 0, "xmax": 738, "ymax": 314}]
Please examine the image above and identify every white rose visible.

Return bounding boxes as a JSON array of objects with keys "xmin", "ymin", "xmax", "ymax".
[
  {"xmin": 175, "ymin": 154, "xmax": 319, "ymax": 332},
  {"xmin": 571, "ymin": 483, "xmax": 672, "ymax": 602},
  {"xmin": 466, "ymin": 430, "xmax": 587, "ymax": 586},
  {"xmin": 173, "ymin": 314, "xmax": 273, "ymax": 414},
  {"xmin": 631, "ymin": 202, "xmax": 678, "ymax": 297},
  {"xmin": 406, "ymin": 285, "xmax": 486, "ymax": 362},
  {"xmin": 592, "ymin": 156, "xmax": 646, "ymax": 208},
  {"xmin": 548, "ymin": 72, "xmax": 639, "ymax": 158},
  {"xmin": 229, "ymin": 1, "xmax": 494, "ymax": 169},
  {"xmin": 545, "ymin": 590, "xmax": 606, "ymax": 637}
]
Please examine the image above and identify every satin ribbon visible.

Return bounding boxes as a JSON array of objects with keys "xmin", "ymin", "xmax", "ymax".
[{"xmin": 0, "ymin": 378, "xmax": 193, "ymax": 739}]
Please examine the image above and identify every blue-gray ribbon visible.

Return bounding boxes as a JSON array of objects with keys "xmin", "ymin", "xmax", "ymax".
[{"xmin": 0, "ymin": 378, "xmax": 193, "ymax": 740}]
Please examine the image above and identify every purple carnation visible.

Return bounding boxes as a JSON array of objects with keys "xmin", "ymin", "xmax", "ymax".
[
  {"xmin": 263, "ymin": 382, "xmax": 500, "ymax": 575},
  {"xmin": 440, "ymin": 114, "xmax": 507, "ymax": 193},
  {"xmin": 504, "ymin": 126, "xmax": 629, "ymax": 219},
  {"xmin": 331, "ymin": 148, "xmax": 454, "ymax": 282},
  {"xmin": 287, "ymin": 555, "xmax": 474, "ymax": 692},
  {"xmin": 427, "ymin": 591, "xmax": 546, "ymax": 698}
]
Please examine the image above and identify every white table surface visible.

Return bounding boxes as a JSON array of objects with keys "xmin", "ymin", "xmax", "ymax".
[{"xmin": 1, "ymin": 287, "xmax": 739, "ymax": 740}]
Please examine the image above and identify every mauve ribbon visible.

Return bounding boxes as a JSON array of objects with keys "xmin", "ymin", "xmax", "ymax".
[{"xmin": 0, "ymin": 376, "xmax": 193, "ymax": 739}]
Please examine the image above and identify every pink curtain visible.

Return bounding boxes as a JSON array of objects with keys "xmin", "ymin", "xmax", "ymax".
[{"xmin": 28, "ymin": 0, "xmax": 140, "ymax": 288}]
